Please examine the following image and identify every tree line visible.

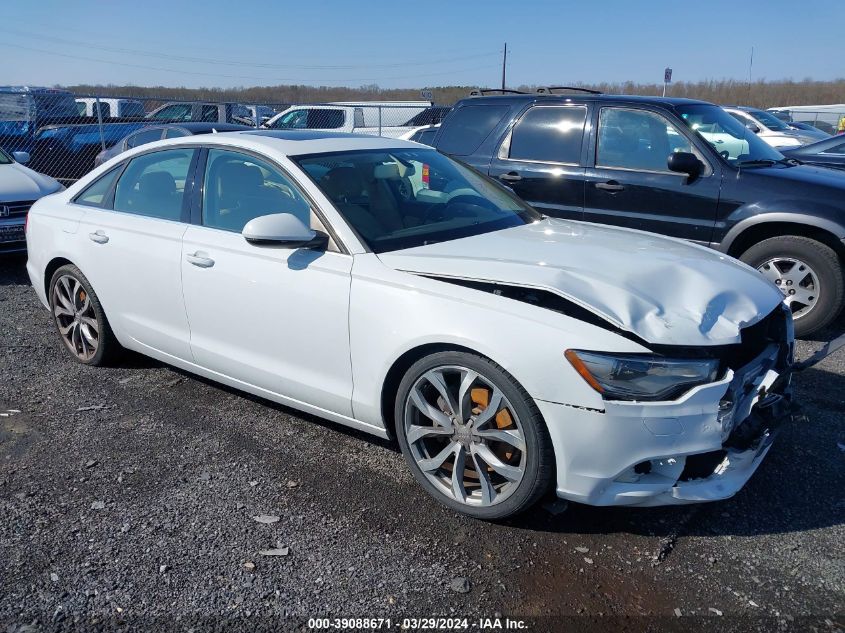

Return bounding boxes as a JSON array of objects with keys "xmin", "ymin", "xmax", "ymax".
[{"xmin": 63, "ymin": 78, "xmax": 845, "ymax": 108}]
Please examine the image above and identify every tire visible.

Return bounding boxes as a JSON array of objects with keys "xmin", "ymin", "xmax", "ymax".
[
  {"xmin": 48, "ymin": 264, "xmax": 121, "ymax": 366},
  {"xmin": 394, "ymin": 351, "xmax": 554, "ymax": 520},
  {"xmin": 740, "ymin": 236, "xmax": 845, "ymax": 338}
]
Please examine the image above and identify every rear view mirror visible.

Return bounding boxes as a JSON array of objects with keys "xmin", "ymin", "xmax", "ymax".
[
  {"xmin": 242, "ymin": 213, "xmax": 327, "ymax": 249},
  {"xmin": 667, "ymin": 152, "xmax": 704, "ymax": 180},
  {"xmin": 745, "ymin": 123, "xmax": 761, "ymax": 134},
  {"xmin": 12, "ymin": 151, "xmax": 30, "ymax": 164}
]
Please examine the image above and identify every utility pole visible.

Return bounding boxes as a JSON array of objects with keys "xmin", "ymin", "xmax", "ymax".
[{"xmin": 501, "ymin": 42, "xmax": 507, "ymax": 91}]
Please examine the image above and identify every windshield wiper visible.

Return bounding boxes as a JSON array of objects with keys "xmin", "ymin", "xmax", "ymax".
[{"xmin": 736, "ymin": 159, "xmax": 778, "ymax": 168}]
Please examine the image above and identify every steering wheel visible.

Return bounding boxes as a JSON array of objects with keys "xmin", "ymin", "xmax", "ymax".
[{"xmin": 425, "ymin": 194, "xmax": 500, "ymax": 223}]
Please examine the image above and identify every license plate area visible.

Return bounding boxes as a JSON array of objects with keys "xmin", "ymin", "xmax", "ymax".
[{"xmin": 0, "ymin": 224, "xmax": 25, "ymax": 243}]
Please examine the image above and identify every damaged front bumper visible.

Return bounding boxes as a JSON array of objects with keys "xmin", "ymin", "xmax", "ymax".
[{"xmin": 537, "ymin": 336, "xmax": 804, "ymax": 507}]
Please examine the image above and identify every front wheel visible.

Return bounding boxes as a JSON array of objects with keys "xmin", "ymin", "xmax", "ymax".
[
  {"xmin": 394, "ymin": 351, "xmax": 554, "ymax": 520},
  {"xmin": 739, "ymin": 236, "xmax": 844, "ymax": 337}
]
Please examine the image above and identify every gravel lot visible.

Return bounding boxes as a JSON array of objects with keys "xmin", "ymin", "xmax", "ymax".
[{"xmin": 1, "ymin": 253, "xmax": 843, "ymax": 632}]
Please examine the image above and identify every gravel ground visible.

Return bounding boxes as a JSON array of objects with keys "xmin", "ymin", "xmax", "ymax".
[{"xmin": 1, "ymin": 253, "xmax": 843, "ymax": 632}]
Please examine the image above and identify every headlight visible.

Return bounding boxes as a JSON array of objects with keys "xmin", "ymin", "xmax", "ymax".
[{"xmin": 565, "ymin": 350, "xmax": 720, "ymax": 401}]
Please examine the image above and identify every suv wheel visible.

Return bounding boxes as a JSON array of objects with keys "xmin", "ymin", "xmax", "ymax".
[
  {"xmin": 394, "ymin": 351, "xmax": 554, "ymax": 520},
  {"xmin": 739, "ymin": 236, "xmax": 844, "ymax": 337}
]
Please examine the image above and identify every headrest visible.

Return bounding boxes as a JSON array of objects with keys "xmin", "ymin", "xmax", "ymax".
[
  {"xmin": 218, "ymin": 161, "xmax": 264, "ymax": 190},
  {"xmin": 138, "ymin": 171, "xmax": 176, "ymax": 195},
  {"xmin": 322, "ymin": 166, "xmax": 362, "ymax": 198},
  {"xmin": 373, "ymin": 163, "xmax": 400, "ymax": 179}
]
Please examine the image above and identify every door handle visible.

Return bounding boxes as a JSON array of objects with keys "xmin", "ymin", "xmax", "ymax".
[
  {"xmin": 595, "ymin": 181, "xmax": 625, "ymax": 192},
  {"xmin": 186, "ymin": 251, "xmax": 215, "ymax": 268},
  {"xmin": 499, "ymin": 172, "xmax": 522, "ymax": 182},
  {"xmin": 88, "ymin": 230, "xmax": 109, "ymax": 244}
]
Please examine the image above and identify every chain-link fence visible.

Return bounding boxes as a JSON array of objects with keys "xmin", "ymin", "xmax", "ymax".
[
  {"xmin": 0, "ymin": 87, "xmax": 448, "ymax": 185},
  {"xmin": 768, "ymin": 107, "xmax": 845, "ymax": 135}
]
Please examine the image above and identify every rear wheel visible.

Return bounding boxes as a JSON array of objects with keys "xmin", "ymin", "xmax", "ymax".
[
  {"xmin": 740, "ymin": 236, "xmax": 844, "ymax": 337},
  {"xmin": 394, "ymin": 351, "xmax": 554, "ymax": 520},
  {"xmin": 49, "ymin": 264, "xmax": 120, "ymax": 366}
]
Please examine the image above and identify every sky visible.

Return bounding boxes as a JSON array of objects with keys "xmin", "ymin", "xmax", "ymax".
[{"xmin": 1, "ymin": 0, "xmax": 842, "ymax": 90}]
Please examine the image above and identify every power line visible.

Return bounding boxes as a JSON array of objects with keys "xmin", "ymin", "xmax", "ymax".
[
  {"xmin": 0, "ymin": 26, "xmax": 500, "ymax": 71},
  {"xmin": 6, "ymin": 42, "xmax": 499, "ymax": 84}
]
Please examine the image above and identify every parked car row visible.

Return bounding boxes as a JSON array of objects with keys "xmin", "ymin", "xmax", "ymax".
[
  {"xmin": 723, "ymin": 106, "xmax": 827, "ymax": 147},
  {"xmin": 94, "ymin": 122, "xmax": 252, "ymax": 167},
  {"xmin": 6, "ymin": 85, "xmax": 845, "ymax": 337},
  {"xmin": 262, "ymin": 102, "xmax": 447, "ymax": 138}
]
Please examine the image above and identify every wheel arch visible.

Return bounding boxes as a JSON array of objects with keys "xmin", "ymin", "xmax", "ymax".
[
  {"xmin": 43, "ymin": 256, "xmax": 76, "ymax": 300},
  {"xmin": 721, "ymin": 216, "xmax": 845, "ymax": 262},
  {"xmin": 379, "ymin": 342, "xmax": 552, "ymax": 442}
]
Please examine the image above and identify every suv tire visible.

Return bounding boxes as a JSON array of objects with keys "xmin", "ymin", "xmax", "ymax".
[{"xmin": 740, "ymin": 236, "xmax": 844, "ymax": 337}]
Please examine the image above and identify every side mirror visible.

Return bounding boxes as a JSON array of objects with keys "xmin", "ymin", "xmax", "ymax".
[
  {"xmin": 12, "ymin": 151, "xmax": 30, "ymax": 164},
  {"xmin": 745, "ymin": 123, "xmax": 761, "ymax": 134},
  {"xmin": 667, "ymin": 152, "xmax": 704, "ymax": 180},
  {"xmin": 242, "ymin": 213, "xmax": 327, "ymax": 249}
]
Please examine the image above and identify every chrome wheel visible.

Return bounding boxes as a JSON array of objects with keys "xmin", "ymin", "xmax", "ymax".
[
  {"xmin": 52, "ymin": 274, "xmax": 99, "ymax": 362},
  {"xmin": 403, "ymin": 366, "xmax": 527, "ymax": 507},
  {"xmin": 758, "ymin": 257, "xmax": 821, "ymax": 319}
]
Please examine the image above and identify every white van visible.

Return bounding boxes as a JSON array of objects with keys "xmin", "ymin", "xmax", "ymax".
[
  {"xmin": 263, "ymin": 101, "xmax": 432, "ymax": 137},
  {"xmin": 75, "ymin": 98, "xmax": 146, "ymax": 119}
]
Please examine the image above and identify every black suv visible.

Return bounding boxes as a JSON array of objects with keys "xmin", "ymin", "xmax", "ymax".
[{"xmin": 431, "ymin": 89, "xmax": 845, "ymax": 336}]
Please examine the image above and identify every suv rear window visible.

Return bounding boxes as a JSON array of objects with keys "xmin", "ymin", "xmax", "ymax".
[
  {"xmin": 436, "ymin": 104, "xmax": 510, "ymax": 156},
  {"xmin": 509, "ymin": 106, "xmax": 586, "ymax": 164}
]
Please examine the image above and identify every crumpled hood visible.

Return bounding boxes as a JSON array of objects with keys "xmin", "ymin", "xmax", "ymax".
[
  {"xmin": 0, "ymin": 163, "xmax": 61, "ymax": 202},
  {"xmin": 378, "ymin": 218, "xmax": 784, "ymax": 346}
]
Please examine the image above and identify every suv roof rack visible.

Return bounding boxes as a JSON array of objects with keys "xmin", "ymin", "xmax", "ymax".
[
  {"xmin": 469, "ymin": 88, "xmax": 528, "ymax": 96},
  {"xmin": 536, "ymin": 86, "xmax": 603, "ymax": 95}
]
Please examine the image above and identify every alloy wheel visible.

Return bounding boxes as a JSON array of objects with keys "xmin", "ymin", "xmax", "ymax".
[
  {"xmin": 758, "ymin": 257, "xmax": 821, "ymax": 319},
  {"xmin": 403, "ymin": 366, "xmax": 527, "ymax": 507},
  {"xmin": 52, "ymin": 274, "xmax": 99, "ymax": 362}
]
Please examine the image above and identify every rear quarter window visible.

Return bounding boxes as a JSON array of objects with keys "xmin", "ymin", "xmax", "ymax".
[{"xmin": 436, "ymin": 104, "xmax": 510, "ymax": 156}]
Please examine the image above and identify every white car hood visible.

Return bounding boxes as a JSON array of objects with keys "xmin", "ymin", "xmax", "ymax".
[
  {"xmin": 378, "ymin": 218, "xmax": 784, "ymax": 346},
  {"xmin": 0, "ymin": 163, "xmax": 61, "ymax": 202}
]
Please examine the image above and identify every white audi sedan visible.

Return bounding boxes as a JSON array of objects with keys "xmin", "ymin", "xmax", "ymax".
[{"xmin": 26, "ymin": 131, "xmax": 795, "ymax": 520}]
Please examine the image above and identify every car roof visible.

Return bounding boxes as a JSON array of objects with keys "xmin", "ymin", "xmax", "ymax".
[
  {"xmin": 137, "ymin": 129, "xmax": 422, "ymax": 156},
  {"xmin": 455, "ymin": 93, "xmax": 714, "ymax": 108},
  {"xmin": 158, "ymin": 122, "xmax": 253, "ymax": 132}
]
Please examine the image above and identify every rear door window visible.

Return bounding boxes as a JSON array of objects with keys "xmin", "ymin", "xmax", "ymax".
[
  {"xmin": 113, "ymin": 149, "xmax": 196, "ymax": 221},
  {"xmin": 508, "ymin": 106, "xmax": 586, "ymax": 164},
  {"xmin": 164, "ymin": 127, "xmax": 190, "ymax": 139},
  {"xmin": 436, "ymin": 104, "xmax": 510, "ymax": 156},
  {"xmin": 126, "ymin": 128, "xmax": 164, "ymax": 148},
  {"xmin": 74, "ymin": 166, "xmax": 123, "ymax": 207}
]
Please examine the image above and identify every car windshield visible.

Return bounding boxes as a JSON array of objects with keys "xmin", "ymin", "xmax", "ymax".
[
  {"xmin": 675, "ymin": 104, "xmax": 785, "ymax": 166},
  {"xmin": 747, "ymin": 109, "xmax": 791, "ymax": 131},
  {"xmin": 0, "ymin": 148, "xmax": 11, "ymax": 165},
  {"xmin": 295, "ymin": 148, "xmax": 541, "ymax": 253}
]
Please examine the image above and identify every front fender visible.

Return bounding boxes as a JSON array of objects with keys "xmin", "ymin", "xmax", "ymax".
[
  {"xmin": 715, "ymin": 205, "xmax": 845, "ymax": 254},
  {"xmin": 348, "ymin": 254, "xmax": 648, "ymax": 429}
]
